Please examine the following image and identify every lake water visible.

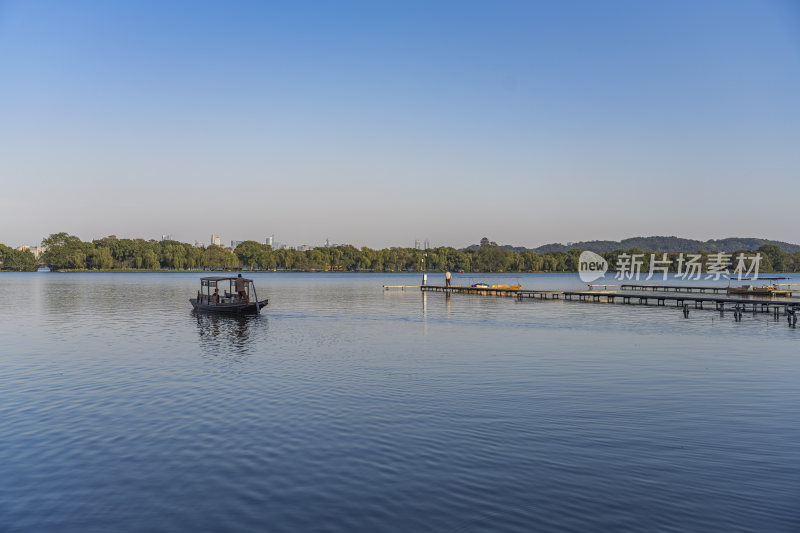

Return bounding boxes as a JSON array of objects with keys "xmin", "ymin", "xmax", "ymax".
[{"xmin": 1, "ymin": 272, "xmax": 799, "ymax": 532}]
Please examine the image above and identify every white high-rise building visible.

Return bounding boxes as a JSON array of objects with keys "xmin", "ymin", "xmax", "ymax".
[
  {"xmin": 15, "ymin": 245, "xmax": 45, "ymax": 258},
  {"xmin": 211, "ymin": 234, "xmax": 221, "ymax": 246},
  {"xmin": 265, "ymin": 235, "xmax": 274, "ymax": 247}
]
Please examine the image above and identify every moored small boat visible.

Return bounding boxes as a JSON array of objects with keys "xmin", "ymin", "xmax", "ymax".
[
  {"xmin": 726, "ymin": 277, "xmax": 794, "ymax": 297},
  {"xmin": 726, "ymin": 285, "xmax": 792, "ymax": 297}
]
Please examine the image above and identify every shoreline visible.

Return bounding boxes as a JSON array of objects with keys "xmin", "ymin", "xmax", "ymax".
[
  {"xmin": 4, "ymin": 269, "xmax": 799, "ymax": 276},
  {"xmin": 2, "ymin": 269, "xmax": 575, "ymax": 274}
]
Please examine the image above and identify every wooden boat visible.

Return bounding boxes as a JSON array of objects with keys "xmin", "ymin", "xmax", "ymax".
[
  {"xmin": 190, "ymin": 276, "xmax": 268, "ymax": 313},
  {"xmin": 727, "ymin": 277, "xmax": 793, "ymax": 297},
  {"xmin": 726, "ymin": 284, "xmax": 792, "ymax": 297},
  {"xmin": 490, "ymin": 284, "xmax": 522, "ymax": 290}
]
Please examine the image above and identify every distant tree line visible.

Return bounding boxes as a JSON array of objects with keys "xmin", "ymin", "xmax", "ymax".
[
  {"xmin": 0, "ymin": 243, "xmax": 37, "ymax": 271},
  {"xmin": 1, "ymin": 233, "xmax": 798, "ymax": 273}
]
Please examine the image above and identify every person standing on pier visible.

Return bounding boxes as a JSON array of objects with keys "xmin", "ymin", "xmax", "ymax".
[{"xmin": 445, "ymin": 270, "xmax": 452, "ymax": 287}]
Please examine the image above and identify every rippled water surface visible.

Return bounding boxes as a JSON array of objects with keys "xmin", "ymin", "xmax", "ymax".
[{"xmin": 1, "ymin": 273, "xmax": 799, "ymax": 532}]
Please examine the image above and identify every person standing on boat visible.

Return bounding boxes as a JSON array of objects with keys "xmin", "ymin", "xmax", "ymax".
[
  {"xmin": 445, "ymin": 270, "xmax": 452, "ymax": 287},
  {"xmin": 235, "ymin": 274, "xmax": 248, "ymax": 302}
]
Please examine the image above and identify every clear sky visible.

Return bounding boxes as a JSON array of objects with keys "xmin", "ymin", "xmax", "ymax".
[{"xmin": 1, "ymin": 0, "xmax": 798, "ymax": 249}]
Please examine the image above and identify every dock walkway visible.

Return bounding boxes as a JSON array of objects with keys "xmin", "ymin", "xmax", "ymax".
[
  {"xmin": 419, "ymin": 284, "xmax": 800, "ymax": 314},
  {"xmin": 619, "ymin": 283, "xmax": 728, "ymax": 294}
]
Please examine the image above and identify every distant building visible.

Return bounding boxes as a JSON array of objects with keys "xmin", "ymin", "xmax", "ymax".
[
  {"xmin": 480, "ymin": 237, "xmax": 490, "ymax": 245},
  {"xmin": 325, "ymin": 238, "xmax": 330, "ymax": 248},
  {"xmin": 231, "ymin": 240, "xmax": 243, "ymax": 249},
  {"xmin": 210, "ymin": 234, "xmax": 221, "ymax": 246},
  {"xmin": 415, "ymin": 240, "xmax": 421, "ymax": 250},
  {"xmin": 15, "ymin": 245, "xmax": 44, "ymax": 258},
  {"xmin": 424, "ymin": 239, "xmax": 430, "ymax": 250},
  {"xmin": 297, "ymin": 244, "xmax": 312, "ymax": 252},
  {"xmin": 161, "ymin": 234, "xmax": 173, "ymax": 241},
  {"xmin": 194, "ymin": 241, "xmax": 205, "ymax": 248},
  {"xmin": 265, "ymin": 235, "xmax": 274, "ymax": 247}
]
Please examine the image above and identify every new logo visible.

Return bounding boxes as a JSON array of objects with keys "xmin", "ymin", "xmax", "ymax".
[{"xmin": 578, "ymin": 251, "xmax": 608, "ymax": 283}]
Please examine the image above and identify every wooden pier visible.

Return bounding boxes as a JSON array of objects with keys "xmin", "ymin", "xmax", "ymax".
[
  {"xmin": 418, "ymin": 284, "xmax": 800, "ymax": 314},
  {"xmin": 583, "ymin": 282, "xmax": 794, "ymax": 296},
  {"xmin": 618, "ymin": 283, "xmax": 728, "ymax": 294}
]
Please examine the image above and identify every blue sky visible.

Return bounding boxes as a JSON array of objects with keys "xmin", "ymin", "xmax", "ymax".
[{"xmin": 1, "ymin": 1, "xmax": 798, "ymax": 248}]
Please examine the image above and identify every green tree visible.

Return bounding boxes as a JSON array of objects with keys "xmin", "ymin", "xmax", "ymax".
[
  {"xmin": 142, "ymin": 248, "xmax": 160, "ymax": 269},
  {"xmin": 182, "ymin": 244, "xmax": 203, "ymax": 269},
  {"xmin": 234, "ymin": 241, "xmax": 268, "ymax": 270},
  {"xmin": 88, "ymin": 247, "xmax": 114, "ymax": 269},
  {"xmin": 0, "ymin": 245, "xmax": 37, "ymax": 271},
  {"xmin": 758, "ymin": 245, "xmax": 788, "ymax": 271},
  {"xmin": 473, "ymin": 243, "xmax": 508, "ymax": 272},
  {"xmin": 40, "ymin": 233, "xmax": 90, "ymax": 269},
  {"xmin": 204, "ymin": 245, "xmax": 237, "ymax": 269}
]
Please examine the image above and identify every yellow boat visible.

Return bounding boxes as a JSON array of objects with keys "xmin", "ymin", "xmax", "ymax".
[{"xmin": 490, "ymin": 284, "xmax": 522, "ymax": 290}]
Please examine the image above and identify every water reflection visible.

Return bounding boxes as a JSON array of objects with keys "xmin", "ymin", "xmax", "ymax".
[{"xmin": 194, "ymin": 312, "xmax": 266, "ymax": 364}]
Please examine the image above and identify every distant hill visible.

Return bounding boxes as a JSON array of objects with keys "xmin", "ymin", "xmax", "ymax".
[{"xmin": 467, "ymin": 236, "xmax": 800, "ymax": 254}]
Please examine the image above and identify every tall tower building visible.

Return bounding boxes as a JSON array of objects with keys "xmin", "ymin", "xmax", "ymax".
[{"xmin": 211, "ymin": 234, "xmax": 221, "ymax": 246}]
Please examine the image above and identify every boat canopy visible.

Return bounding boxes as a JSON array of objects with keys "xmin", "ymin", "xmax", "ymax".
[{"xmin": 199, "ymin": 276, "xmax": 256, "ymax": 294}]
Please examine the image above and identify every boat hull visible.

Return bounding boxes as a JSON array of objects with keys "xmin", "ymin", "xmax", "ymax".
[
  {"xmin": 190, "ymin": 298, "xmax": 268, "ymax": 314},
  {"xmin": 727, "ymin": 288, "xmax": 792, "ymax": 297}
]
